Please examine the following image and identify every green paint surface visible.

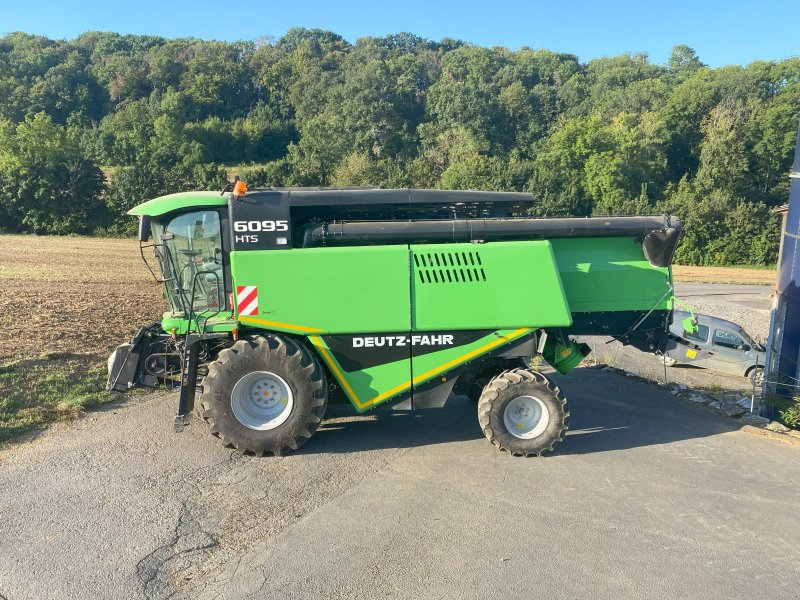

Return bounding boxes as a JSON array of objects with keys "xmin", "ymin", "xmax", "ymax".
[
  {"xmin": 161, "ymin": 313, "xmax": 237, "ymax": 335},
  {"xmin": 409, "ymin": 328, "xmax": 532, "ymax": 385},
  {"xmin": 309, "ymin": 336, "xmax": 412, "ymax": 412},
  {"xmin": 551, "ymin": 237, "xmax": 672, "ymax": 312},
  {"xmin": 310, "ymin": 328, "xmax": 533, "ymax": 413},
  {"xmin": 231, "ymin": 246, "xmax": 410, "ymax": 334},
  {"xmin": 410, "ymin": 242, "xmax": 571, "ymax": 330},
  {"xmin": 128, "ymin": 191, "xmax": 227, "ymax": 217}
]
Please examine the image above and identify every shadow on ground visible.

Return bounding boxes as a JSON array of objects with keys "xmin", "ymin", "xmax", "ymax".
[{"xmin": 301, "ymin": 367, "xmax": 741, "ymax": 457}]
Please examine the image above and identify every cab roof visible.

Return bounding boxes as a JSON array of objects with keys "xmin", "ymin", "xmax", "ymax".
[
  {"xmin": 127, "ymin": 191, "xmax": 227, "ymax": 217},
  {"xmin": 128, "ymin": 188, "xmax": 535, "ymax": 217}
]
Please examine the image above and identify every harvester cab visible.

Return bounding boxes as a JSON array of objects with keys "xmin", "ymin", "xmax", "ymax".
[{"xmin": 107, "ymin": 185, "xmax": 682, "ymax": 456}]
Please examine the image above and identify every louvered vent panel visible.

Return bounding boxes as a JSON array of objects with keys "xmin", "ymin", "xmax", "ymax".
[{"xmin": 413, "ymin": 251, "xmax": 487, "ymax": 284}]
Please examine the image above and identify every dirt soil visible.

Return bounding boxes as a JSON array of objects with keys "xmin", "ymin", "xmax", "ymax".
[
  {"xmin": 0, "ymin": 235, "xmax": 164, "ymax": 363},
  {"xmin": 0, "ymin": 235, "xmax": 167, "ymax": 440},
  {"xmin": 672, "ymin": 265, "xmax": 775, "ymax": 285}
]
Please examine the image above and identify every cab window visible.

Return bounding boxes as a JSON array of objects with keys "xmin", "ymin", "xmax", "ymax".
[
  {"xmin": 685, "ymin": 324, "xmax": 709, "ymax": 343},
  {"xmin": 154, "ymin": 210, "xmax": 223, "ymax": 314},
  {"xmin": 713, "ymin": 329, "xmax": 745, "ymax": 350}
]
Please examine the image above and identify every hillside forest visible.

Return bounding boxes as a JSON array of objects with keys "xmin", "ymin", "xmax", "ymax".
[{"xmin": 0, "ymin": 29, "xmax": 798, "ymax": 265}]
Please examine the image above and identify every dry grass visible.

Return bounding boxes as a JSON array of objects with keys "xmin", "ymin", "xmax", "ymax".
[
  {"xmin": 672, "ymin": 265, "xmax": 775, "ymax": 285},
  {"xmin": 0, "ymin": 234, "xmax": 164, "ymax": 441}
]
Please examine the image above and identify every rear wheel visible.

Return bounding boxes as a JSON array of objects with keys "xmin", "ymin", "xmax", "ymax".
[
  {"xmin": 201, "ymin": 335, "xmax": 327, "ymax": 455},
  {"xmin": 748, "ymin": 366, "xmax": 764, "ymax": 387},
  {"xmin": 477, "ymin": 368, "xmax": 569, "ymax": 456},
  {"xmin": 661, "ymin": 355, "xmax": 677, "ymax": 367}
]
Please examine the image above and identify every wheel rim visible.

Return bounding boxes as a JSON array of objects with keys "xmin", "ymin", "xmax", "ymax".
[
  {"xmin": 231, "ymin": 370, "xmax": 294, "ymax": 431},
  {"xmin": 503, "ymin": 395, "xmax": 550, "ymax": 440},
  {"xmin": 753, "ymin": 370, "xmax": 764, "ymax": 386}
]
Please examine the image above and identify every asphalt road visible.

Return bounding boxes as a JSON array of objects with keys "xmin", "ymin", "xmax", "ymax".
[
  {"xmin": 1, "ymin": 367, "xmax": 799, "ymax": 600},
  {"xmin": 674, "ymin": 283, "xmax": 774, "ymax": 311}
]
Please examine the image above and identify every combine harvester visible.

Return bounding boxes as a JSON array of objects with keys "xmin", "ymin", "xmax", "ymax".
[{"xmin": 108, "ymin": 183, "xmax": 682, "ymax": 456}]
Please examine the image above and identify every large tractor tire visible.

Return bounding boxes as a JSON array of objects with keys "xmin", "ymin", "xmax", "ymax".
[
  {"xmin": 477, "ymin": 368, "xmax": 568, "ymax": 457},
  {"xmin": 200, "ymin": 335, "xmax": 327, "ymax": 455}
]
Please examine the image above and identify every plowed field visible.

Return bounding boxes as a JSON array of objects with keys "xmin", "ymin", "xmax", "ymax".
[{"xmin": 0, "ymin": 235, "xmax": 163, "ymax": 441}]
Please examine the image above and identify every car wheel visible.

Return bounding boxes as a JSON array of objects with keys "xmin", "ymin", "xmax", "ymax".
[
  {"xmin": 748, "ymin": 366, "xmax": 764, "ymax": 388},
  {"xmin": 661, "ymin": 355, "xmax": 677, "ymax": 367}
]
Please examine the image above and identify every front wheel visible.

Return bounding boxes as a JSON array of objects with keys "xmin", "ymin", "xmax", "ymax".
[
  {"xmin": 477, "ymin": 368, "xmax": 569, "ymax": 456},
  {"xmin": 201, "ymin": 335, "xmax": 327, "ymax": 455}
]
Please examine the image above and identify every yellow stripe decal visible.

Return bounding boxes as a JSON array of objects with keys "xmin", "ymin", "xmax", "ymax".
[
  {"xmin": 308, "ymin": 336, "xmax": 370, "ymax": 409},
  {"xmin": 239, "ymin": 315, "xmax": 322, "ymax": 333},
  {"xmin": 309, "ymin": 328, "xmax": 532, "ymax": 411},
  {"xmin": 411, "ymin": 327, "xmax": 533, "ymax": 385}
]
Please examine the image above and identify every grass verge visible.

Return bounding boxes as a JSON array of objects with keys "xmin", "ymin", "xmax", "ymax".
[
  {"xmin": 763, "ymin": 393, "xmax": 800, "ymax": 430},
  {"xmin": 0, "ymin": 358, "xmax": 115, "ymax": 444}
]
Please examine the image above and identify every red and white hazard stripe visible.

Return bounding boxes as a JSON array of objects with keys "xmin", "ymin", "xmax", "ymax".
[{"xmin": 236, "ymin": 285, "xmax": 259, "ymax": 316}]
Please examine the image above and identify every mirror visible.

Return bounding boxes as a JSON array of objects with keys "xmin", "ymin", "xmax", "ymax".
[
  {"xmin": 682, "ymin": 316, "xmax": 699, "ymax": 335},
  {"xmin": 139, "ymin": 215, "xmax": 152, "ymax": 242}
]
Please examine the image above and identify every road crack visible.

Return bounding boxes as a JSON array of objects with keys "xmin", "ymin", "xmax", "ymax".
[{"xmin": 136, "ymin": 501, "xmax": 218, "ymax": 600}]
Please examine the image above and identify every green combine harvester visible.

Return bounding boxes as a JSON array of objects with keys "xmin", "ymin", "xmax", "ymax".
[{"xmin": 107, "ymin": 182, "xmax": 682, "ymax": 456}]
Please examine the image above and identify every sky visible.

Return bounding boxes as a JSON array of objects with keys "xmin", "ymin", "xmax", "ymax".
[{"xmin": 1, "ymin": 0, "xmax": 798, "ymax": 67}]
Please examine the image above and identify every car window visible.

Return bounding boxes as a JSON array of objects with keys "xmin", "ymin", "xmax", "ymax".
[
  {"xmin": 738, "ymin": 329, "xmax": 763, "ymax": 351},
  {"xmin": 685, "ymin": 324, "xmax": 709, "ymax": 343},
  {"xmin": 713, "ymin": 329, "xmax": 745, "ymax": 350}
]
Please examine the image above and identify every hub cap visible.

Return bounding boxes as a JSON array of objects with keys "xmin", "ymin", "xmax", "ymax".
[
  {"xmin": 231, "ymin": 371, "xmax": 294, "ymax": 431},
  {"xmin": 503, "ymin": 395, "xmax": 550, "ymax": 440}
]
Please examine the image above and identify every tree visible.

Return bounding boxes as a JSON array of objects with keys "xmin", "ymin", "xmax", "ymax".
[
  {"xmin": 667, "ymin": 45, "xmax": 704, "ymax": 78},
  {"xmin": 695, "ymin": 98, "xmax": 751, "ymax": 196},
  {"xmin": 0, "ymin": 113, "xmax": 106, "ymax": 233},
  {"xmin": 0, "ymin": 29, "xmax": 793, "ymax": 266}
]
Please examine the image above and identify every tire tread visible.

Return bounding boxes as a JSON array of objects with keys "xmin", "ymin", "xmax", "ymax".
[
  {"xmin": 200, "ymin": 334, "xmax": 327, "ymax": 456},
  {"xmin": 477, "ymin": 368, "xmax": 569, "ymax": 457}
]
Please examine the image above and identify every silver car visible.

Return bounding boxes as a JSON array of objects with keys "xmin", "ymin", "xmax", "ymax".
[{"xmin": 662, "ymin": 310, "xmax": 766, "ymax": 385}]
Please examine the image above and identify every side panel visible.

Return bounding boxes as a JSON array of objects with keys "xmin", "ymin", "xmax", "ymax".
[
  {"xmin": 309, "ymin": 329, "xmax": 534, "ymax": 413},
  {"xmin": 410, "ymin": 328, "xmax": 534, "ymax": 390},
  {"xmin": 551, "ymin": 237, "xmax": 672, "ymax": 313},
  {"xmin": 230, "ymin": 246, "xmax": 410, "ymax": 334},
  {"xmin": 309, "ymin": 334, "xmax": 412, "ymax": 412},
  {"xmin": 410, "ymin": 241, "xmax": 572, "ymax": 331}
]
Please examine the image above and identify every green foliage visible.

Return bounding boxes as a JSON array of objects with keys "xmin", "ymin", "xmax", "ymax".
[
  {"xmin": 764, "ymin": 393, "xmax": 800, "ymax": 430},
  {"xmin": 0, "ymin": 31, "xmax": 796, "ymax": 265},
  {"xmin": 779, "ymin": 402, "xmax": 800, "ymax": 430},
  {"xmin": 0, "ymin": 113, "xmax": 106, "ymax": 233}
]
